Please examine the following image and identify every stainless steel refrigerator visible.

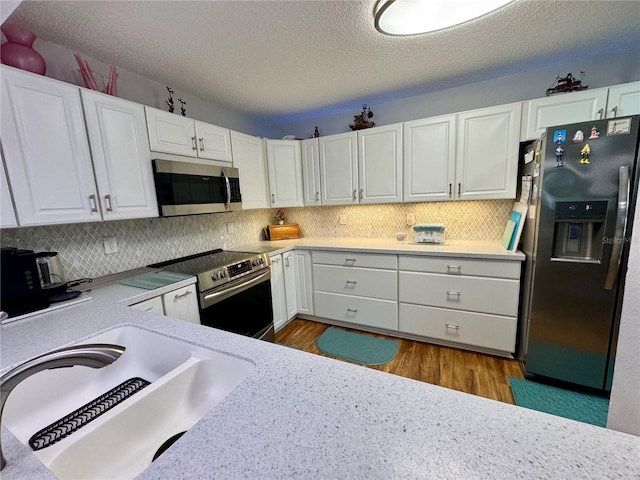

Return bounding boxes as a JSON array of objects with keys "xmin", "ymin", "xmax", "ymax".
[{"xmin": 519, "ymin": 115, "xmax": 640, "ymax": 391}]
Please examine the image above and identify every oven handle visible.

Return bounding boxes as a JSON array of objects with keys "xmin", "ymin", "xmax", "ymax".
[{"xmin": 201, "ymin": 269, "xmax": 271, "ymax": 308}]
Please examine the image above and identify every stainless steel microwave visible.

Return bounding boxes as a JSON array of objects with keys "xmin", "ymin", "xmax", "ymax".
[{"xmin": 152, "ymin": 159, "xmax": 242, "ymax": 216}]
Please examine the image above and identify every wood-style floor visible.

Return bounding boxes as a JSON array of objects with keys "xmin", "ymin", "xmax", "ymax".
[{"xmin": 275, "ymin": 318, "xmax": 525, "ymax": 404}]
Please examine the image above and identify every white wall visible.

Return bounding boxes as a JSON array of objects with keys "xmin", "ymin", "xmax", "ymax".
[
  {"xmin": 607, "ymin": 201, "xmax": 640, "ymax": 436},
  {"xmin": 273, "ymin": 47, "xmax": 640, "ymax": 138}
]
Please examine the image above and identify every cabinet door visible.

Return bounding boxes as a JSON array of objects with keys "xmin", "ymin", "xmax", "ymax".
[
  {"xmin": 403, "ymin": 115, "xmax": 456, "ymax": 202},
  {"xmin": 294, "ymin": 249, "xmax": 314, "ymax": 316},
  {"xmin": 456, "ymin": 102, "xmax": 521, "ymax": 200},
  {"xmin": 606, "ymin": 82, "xmax": 640, "ymax": 118},
  {"xmin": 319, "ymin": 131, "xmax": 358, "ymax": 205},
  {"xmin": 265, "ymin": 139, "xmax": 303, "ymax": 207},
  {"xmin": 270, "ymin": 254, "xmax": 287, "ymax": 331},
  {"xmin": 358, "ymin": 123, "xmax": 403, "ymax": 204},
  {"xmin": 283, "ymin": 250, "xmax": 298, "ymax": 321},
  {"xmin": 81, "ymin": 90, "xmax": 158, "ymax": 220},
  {"xmin": 301, "ymin": 138, "xmax": 322, "ymax": 206},
  {"xmin": 194, "ymin": 120, "xmax": 232, "ymax": 162},
  {"xmin": 230, "ymin": 131, "xmax": 269, "ymax": 209},
  {"xmin": 1, "ymin": 66, "xmax": 99, "ymax": 225},
  {"xmin": 162, "ymin": 284, "xmax": 200, "ymax": 324},
  {"xmin": 1, "ymin": 155, "xmax": 18, "ymax": 228},
  {"xmin": 130, "ymin": 296, "xmax": 164, "ymax": 314},
  {"xmin": 522, "ymin": 87, "xmax": 609, "ymax": 141},
  {"xmin": 145, "ymin": 106, "xmax": 197, "ymax": 156}
]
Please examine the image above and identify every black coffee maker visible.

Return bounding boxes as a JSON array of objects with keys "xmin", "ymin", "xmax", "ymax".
[{"xmin": 1, "ymin": 247, "xmax": 50, "ymax": 317}]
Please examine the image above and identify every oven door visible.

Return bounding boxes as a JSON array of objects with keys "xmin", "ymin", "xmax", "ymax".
[{"xmin": 199, "ymin": 269, "xmax": 274, "ymax": 341}]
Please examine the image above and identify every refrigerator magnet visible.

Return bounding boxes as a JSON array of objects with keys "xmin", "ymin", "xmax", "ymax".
[
  {"xmin": 607, "ymin": 118, "xmax": 632, "ymax": 135},
  {"xmin": 580, "ymin": 143, "xmax": 591, "ymax": 164},
  {"xmin": 554, "ymin": 145, "xmax": 565, "ymax": 167},
  {"xmin": 572, "ymin": 130, "xmax": 584, "ymax": 143},
  {"xmin": 588, "ymin": 125, "xmax": 600, "ymax": 139},
  {"xmin": 553, "ymin": 129, "xmax": 566, "ymax": 144}
]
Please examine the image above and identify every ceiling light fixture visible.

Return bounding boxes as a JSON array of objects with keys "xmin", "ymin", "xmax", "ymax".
[{"xmin": 374, "ymin": 0, "xmax": 515, "ymax": 36}]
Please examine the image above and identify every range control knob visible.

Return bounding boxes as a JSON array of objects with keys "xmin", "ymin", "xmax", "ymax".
[
  {"xmin": 220, "ymin": 270, "xmax": 227, "ymax": 278},
  {"xmin": 211, "ymin": 273, "xmax": 218, "ymax": 281},
  {"xmin": 258, "ymin": 258, "xmax": 264, "ymax": 264},
  {"xmin": 252, "ymin": 259, "xmax": 258, "ymax": 266}
]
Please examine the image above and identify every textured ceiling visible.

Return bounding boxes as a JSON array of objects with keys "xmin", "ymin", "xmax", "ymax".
[{"xmin": 6, "ymin": 0, "xmax": 640, "ymax": 123}]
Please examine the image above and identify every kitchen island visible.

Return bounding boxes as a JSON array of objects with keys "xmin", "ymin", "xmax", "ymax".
[{"xmin": 1, "ymin": 267, "xmax": 638, "ymax": 479}]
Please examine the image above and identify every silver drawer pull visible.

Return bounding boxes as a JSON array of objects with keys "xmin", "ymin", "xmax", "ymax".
[
  {"xmin": 191, "ymin": 136, "xmax": 197, "ymax": 151},
  {"xmin": 446, "ymin": 265, "xmax": 461, "ymax": 271},
  {"xmin": 345, "ymin": 258, "xmax": 356, "ymax": 263},
  {"xmin": 346, "ymin": 308, "xmax": 358, "ymax": 313},
  {"xmin": 174, "ymin": 290, "xmax": 192, "ymax": 301},
  {"xmin": 446, "ymin": 290, "xmax": 461, "ymax": 296},
  {"xmin": 89, "ymin": 194, "xmax": 98, "ymax": 213},
  {"xmin": 345, "ymin": 280, "xmax": 357, "ymax": 285},
  {"xmin": 445, "ymin": 323, "xmax": 459, "ymax": 330}
]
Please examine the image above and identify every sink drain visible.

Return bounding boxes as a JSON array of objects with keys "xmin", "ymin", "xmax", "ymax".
[{"xmin": 29, "ymin": 377, "xmax": 151, "ymax": 450}]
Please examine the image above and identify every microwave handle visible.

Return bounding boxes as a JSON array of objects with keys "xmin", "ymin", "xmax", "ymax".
[{"xmin": 222, "ymin": 168, "xmax": 231, "ymax": 211}]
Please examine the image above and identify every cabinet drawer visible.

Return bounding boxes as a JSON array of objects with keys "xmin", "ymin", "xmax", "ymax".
[
  {"xmin": 399, "ymin": 255, "xmax": 520, "ymax": 279},
  {"xmin": 130, "ymin": 296, "xmax": 164, "ymax": 314},
  {"xmin": 399, "ymin": 272, "xmax": 519, "ymax": 316},
  {"xmin": 399, "ymin": 303, "xmax": 516, "ymax": 353},
  {"xmin": 313, "ymin": 264, "xmax": 397, "ymax": 300},
  {"xmin": 312, "ymin": 250, "xmax": 397, "ymax": 269},
  {"xmin": 314, "ymin": 291, "xmax": 397, "ymax": 331}
]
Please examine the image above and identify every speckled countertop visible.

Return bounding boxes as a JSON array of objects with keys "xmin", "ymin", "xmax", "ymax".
[
  {"xmin": 229, "ymin": 237, "xmax": 526, "ymax": 261},
  {"xmin": 2, "ymin": 263, "xmax": 638, "ymax": 479}
]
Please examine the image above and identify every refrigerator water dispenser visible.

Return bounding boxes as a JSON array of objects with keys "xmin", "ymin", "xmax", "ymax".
[{"xmin": 551, "ymin": 201, "xmax": 607, "ymax": 262}]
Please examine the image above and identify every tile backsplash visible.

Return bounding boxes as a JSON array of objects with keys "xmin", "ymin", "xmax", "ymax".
[{"xmin": 0, "ymin": 200, "xmax": 512, "ymax": 280}]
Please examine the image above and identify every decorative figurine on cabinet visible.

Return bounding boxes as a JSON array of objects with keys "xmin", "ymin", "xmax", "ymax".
[
  {"xmin": 546, "ymin": 71, "xmax": 588, "ymax": 96},
  {"xmin": 349, "ymin": 104, "xmax": 375, "ymax": 131},
  {"xmin": 166, "ymin": 86, "xmax": 175, "ymax": 113}
]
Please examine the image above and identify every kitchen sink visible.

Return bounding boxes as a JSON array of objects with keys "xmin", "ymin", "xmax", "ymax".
[{"xmin": 2, "ymin": 325, "xmax": 255, "ymax": 479}]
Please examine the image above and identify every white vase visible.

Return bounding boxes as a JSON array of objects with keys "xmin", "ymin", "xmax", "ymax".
[{"xmin": 278, "ymin": 220, "xmax": 284, "ymax": 225}]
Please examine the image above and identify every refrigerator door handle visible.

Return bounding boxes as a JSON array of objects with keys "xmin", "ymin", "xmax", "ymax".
[{"xmin": 604, "ymin": 166, "xmax": 631, "ymax": 290}]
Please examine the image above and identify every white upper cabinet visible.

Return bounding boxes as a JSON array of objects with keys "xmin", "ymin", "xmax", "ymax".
[
  {"xmin": 1, "ymin": 66, "xmax": 99, "ymax": 225},
  {"xmin": 403, "ymin": 114, "xmax": 456, "ymax": 202},
  {"xmin": 301, "ymin": 138, "xmax": 322, "ymax": 206},
  {"xmin": 605, "ymin": 81, "xmax": 640, "ymax": 118},
  {"xmin": 521, "ymin": 82, "xmax": 640, "ymax": 141},
  {"xmin": 265, "ymin": 139, "xmax": 303, "ymax": 208},
  {"xmin": 1, "ymin": 155, "xmax": 18, "ymax": 228},
  {"xmin": 319, "ymin": 131, "xmax": 358, "ymax": 205},
  {"xmin": 456, "ymin": 102, "xmax": 521, "ymax": 201},
  {"xmin": 231, "ymin": 131, "xmax": 268, "ymax": 209},
  {"xmin": 81, "ymin": 90, "xmax": 158, "ymax": 220},
  {"xmin": 357, "ymin": 123, "xmax": 403, "ymax": 204},
  {"xmin": 145, "ymin": 106, "xmax": 232, "ymax": 163}
]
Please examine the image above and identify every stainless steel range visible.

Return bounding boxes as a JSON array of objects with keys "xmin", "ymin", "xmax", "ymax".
[{"xmin": 148, "ymin": 249, "xmax": 274, "ymax": 341}]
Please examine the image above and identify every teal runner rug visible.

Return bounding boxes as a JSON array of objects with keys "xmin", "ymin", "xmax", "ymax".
[
  {"xmin": 315, "ymin": 327, "xmax": 399, "ymax": 366},
  {"xmin": 509, "ymin": 377, "xmax": 609, "ymax": 427}
]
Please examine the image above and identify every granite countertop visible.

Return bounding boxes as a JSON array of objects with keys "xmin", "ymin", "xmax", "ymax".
[
  {"xmin": 230, "ymin": 237, "xmax": 526, "ymax": 261},
  {"xmin": 1, "ymin": 267, "xmax": 638, "ymax": 479}
]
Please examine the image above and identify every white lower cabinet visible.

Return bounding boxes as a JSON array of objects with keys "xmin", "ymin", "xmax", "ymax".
[
  {"xmin": 312, "ymin": 251, "xmax": 398, "ymax": 331},
  {"xmin": 130, "ymin": 283, "xmax": 200, "ymax": 324},
  {"xmin": 270, "ymin": 252, "xmax": 298, "ymax": 331},
  {"xmin": 398, "ymin": 255, "xmax": 520, "ymax": 355},
  {"xmin": 293, "ymin": 249, "xmax": 314, "ymax": 315}
]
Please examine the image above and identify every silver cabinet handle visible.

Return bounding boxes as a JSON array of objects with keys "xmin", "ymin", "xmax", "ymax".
[
  {"xmin": 174, "ymin": 290, "xmax": 192, "ymax": 301},
  {"xmin": 345, "ymin": 258, "xmax": 356, "ymax": 263},
  {"xmin": 458, "ymin": 183, "xmax": 461, "ymax": 196},
  {"xmin": 605, "ymin": 166, "xmax": 630, "ymax": 290},
  {"xmin": 285, "ymin": 257, "xmax": 289, "ymax": 267},
  {"xmin": 191, "ymin": 136, "xmax": 197, "ymax": 151},
  {"xmin": 597, "ymin": 108, "xmax": 604, "ymax": 119},
  {"xmin": 446, "ymin": 290, "xmax": 461, "ymax": 296},
  {"xmin": 449, "ymin": 183, "xmax": 452, "ymax": 198},
  {"xmin": 611, "ymin": 106, "xmax": 618, "ymax": 118},
  {"xmin": 271, "ymin": 257, "xmax": 280, "ymax": 263},
  {"xmin": 199, "ymin": 137, "xmax": 205, "ymax": 151},
  {"xmin": 446, "ymin": 265, "xmax": 461, "ymax": 272},
  {"xmin": 315, "ymin": 192, "xmax": 320, "ymax": 202},
  {"xmin": 359, "ymin": 188, "xmax": 363, "ymax": 201},
  {"xmin": 89, "ymin": 194, "xmax": 98, "ymax": 213},
  {"xmin": 352, "ymin": 189, "xmax": 357, "ymax": 201},
  {"xmin": 346, "ymin": 308, "xmax": 358, "ymax": 313},
  {"xmin": 345, "ymin": 280, "xmax": 357, "ymax": 285},
  {"xmin": 104, "ymin": 194, "xmax": 113, "ymax": 212},
  {"xmin": 445, "ymin": 323, "xmax": 460, "ymax": 330},
  {"xmin": 271, "ymin": 193, "xmax": 275, "ymax": 204}
]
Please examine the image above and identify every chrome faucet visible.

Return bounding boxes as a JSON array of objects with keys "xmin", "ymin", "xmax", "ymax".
[{"xmin": 0, "ymin": 343, "xmax": 126, "ymax": 470}]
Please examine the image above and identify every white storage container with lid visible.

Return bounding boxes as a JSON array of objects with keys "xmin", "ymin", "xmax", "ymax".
[{"xmin": 413, "ymin": 224, "xmax": 445, "ymax": 244}]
